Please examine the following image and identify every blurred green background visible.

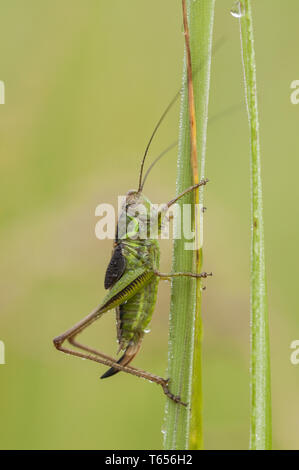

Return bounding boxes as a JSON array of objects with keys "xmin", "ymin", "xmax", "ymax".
[{"xmin": 0, "ymin": 0, "xmax": 298, "ymax": 450}]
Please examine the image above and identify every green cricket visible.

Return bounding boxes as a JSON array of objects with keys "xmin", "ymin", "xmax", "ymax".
[{"xmin": 53, "ymin": 93, "xmax": 211, "ymax": 406}]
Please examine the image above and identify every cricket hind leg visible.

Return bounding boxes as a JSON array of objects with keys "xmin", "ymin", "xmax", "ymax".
[{"xmin": 53, "ymin": 308, "xmax": 187, "ymax": 406}]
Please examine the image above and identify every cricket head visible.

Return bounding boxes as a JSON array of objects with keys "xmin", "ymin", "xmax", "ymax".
[{"xmin": 116, "ymin": 189, "xmax": 168, "ymax": 241}]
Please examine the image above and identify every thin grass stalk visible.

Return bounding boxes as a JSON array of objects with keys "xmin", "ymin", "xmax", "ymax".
[
  {"xmin": 236, "ymin": 0, "xmax": 272, "ymax": 449},
  {"xmin": 163, "ymin": 0, "xmax": 215, "ymax": 450}
]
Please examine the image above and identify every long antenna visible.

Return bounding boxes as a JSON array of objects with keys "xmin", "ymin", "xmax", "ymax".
[
  {"xmin": 140, "ymin": 102, "xmax": 242, "ymax": 191},
  {"xmin": 137, "ymin": 36, "xmax": 226, "ymax": 192},
  {"xmin": 140, "ymin": 140, "xmax": 178, "ymax": 191},
  {"xmin": 137, "ymin": 91, "xmax": 180, "ymax": 192}
]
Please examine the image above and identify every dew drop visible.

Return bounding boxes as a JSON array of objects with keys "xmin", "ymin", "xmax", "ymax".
[
  {"xmin": 144, "ymin": 328, "xmax": 151, "ymax": 334},
  {"xmin": 230, "ymin": 1, "xmax": 244, "ymax": 18}
]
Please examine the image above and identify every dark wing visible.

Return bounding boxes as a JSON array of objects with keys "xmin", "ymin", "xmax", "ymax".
[{"xmin": 104, "ymin": 244, "xmax": 126, "ymax": 289}]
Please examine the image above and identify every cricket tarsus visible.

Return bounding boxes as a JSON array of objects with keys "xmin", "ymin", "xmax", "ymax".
[{"xmin": 161, "ymin": 378, "xmax": 187, "ymax": 407}]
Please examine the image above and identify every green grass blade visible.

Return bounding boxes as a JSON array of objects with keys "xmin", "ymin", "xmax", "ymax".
[
  {"xmin": 236, "ymin": 0, "xmax": 272, "ymax": 449},
  {"xmin": 188, "ymin": 0, "xmax": 215, "ymax": 451},
  {"xmin": 163, "ymin": 0, "xmax": 215, "ymax": 450}
]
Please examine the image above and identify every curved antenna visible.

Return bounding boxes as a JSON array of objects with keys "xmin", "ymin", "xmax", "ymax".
[
  {"xmin": 137, "ymin": 90, "xmax": 180, "ymax": 192},
  {"xmin": 140, "ymin": 102, "xmax": 242, "ymax": 191},
  {"xmin": 140, "ymin": 141, "xmax": 178, "ymax": 191},
  {"xmin": 137, "ymin": 36, "xmax": 227, "ymax": 192}
]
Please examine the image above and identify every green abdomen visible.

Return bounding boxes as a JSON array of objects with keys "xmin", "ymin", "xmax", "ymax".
[
  {"xmin": 117, "ymin": 275, "xmax": 159, "ymax": 350},
  {"xmin": 116, "ymin": 240, "xmax": 160, "ymax": 350}
]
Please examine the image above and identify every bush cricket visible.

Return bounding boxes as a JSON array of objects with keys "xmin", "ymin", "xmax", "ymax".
[{"xmin": 53, "ymin": 88, "xmax": 212, "ymax": 407}]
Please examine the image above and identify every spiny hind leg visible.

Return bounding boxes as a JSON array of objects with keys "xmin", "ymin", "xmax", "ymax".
[
  {"xmin": 54, "ymin": 317, "xmax": 186, "ymax": 406},
  {"xmin": 59, "ymin": 340, "xmax": 186, "ymax": 406},
  {"xmin": 70, "ymin": 338, "xmax": 186, "ymax": 405},
  {"xmin": 68, "ymin": 336, "xmax": 117, "ymax": 362},
  {"xmin": 54, "ymin": 323, "xmax": 159, "ymax": 384}
]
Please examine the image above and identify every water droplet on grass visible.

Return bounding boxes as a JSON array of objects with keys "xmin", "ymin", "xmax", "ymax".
[{"xmin": 230, "ymin": 1, "xmax": 244, "ymax": 18}]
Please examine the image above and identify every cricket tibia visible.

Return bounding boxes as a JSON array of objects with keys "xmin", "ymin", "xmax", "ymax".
[{"xmin": 100, "ymin": 342, "xmax": 141, "ymax": 379}]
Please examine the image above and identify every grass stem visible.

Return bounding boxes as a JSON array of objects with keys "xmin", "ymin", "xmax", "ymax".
[
  {"xmin": 236, "ymin": 0, "xmax": 272, "ymax": 449},
  {"xmin": 163, "ymin": 0, "xmax": 215, "ymax": 450}
]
